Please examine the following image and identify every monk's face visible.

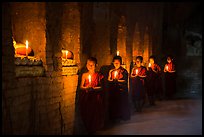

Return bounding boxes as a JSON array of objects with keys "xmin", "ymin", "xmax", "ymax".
[
  {"xmin": 86, "ymin": 60, "xmax": 96, "ymax": 72},
  {"xmin": 167, "ymin": 57, "xmax": 172, "ymax": 63},
  {"xmin": 136, "ymin": 59, "xmax": 142, "ymax": 67},
  {"xmin": 113, "ymin": 59, "xmax": 121, "ymax": 69},
  {"xmin": 149, "ymin": 58, "xmax": 154, "ymax": 64}
]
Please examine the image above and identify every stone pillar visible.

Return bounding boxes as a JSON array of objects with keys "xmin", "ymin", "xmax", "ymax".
[
  {"xmin": 61, "ymin": 2, "xmax": 81, "ymax": 67},
  {"xmin": 45, "ymin": 2, "xmax": 63, "ymax": 72},
  {"xmin": 92, "ymin": 2, "xmax": 112, "ymax": 69},
  {"xmin": 132, "ymin": 22, "xmax": 141, "ymax": 59},
  {"xmin": 2, "ymin": 2, "xmax": 16, "ymax": 134},
  {"xmin": 143, "ymin": 26, "xmax": 150, "ymax": 66},
  {"xmin": 117, "ymin": 16, "xmax": 127, "ymax": 67}
]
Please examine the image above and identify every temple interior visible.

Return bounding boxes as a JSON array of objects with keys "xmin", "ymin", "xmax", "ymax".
[{"xmin": 2, "ymin": 2, "xmax": 202, "ymax": 135}]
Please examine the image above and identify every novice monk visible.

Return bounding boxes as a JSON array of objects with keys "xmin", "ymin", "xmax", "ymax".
[
  {"xmin": 108, "ymin": 56, "xmax": 130, "ymax": 123},
  {"xmin": 130, "ymin": 56, "xmax": 147, "ymax": 112},
  {"xmin": 79, "ymin": 57, "xmax": 105, "ymax": 134},
  {"xmin": 164, "ymin": 55, "xmax": 176, "ymax": 100},
  {"xmin": 146, "ymin": 55, "xmax": 162, "ymax": 105}
]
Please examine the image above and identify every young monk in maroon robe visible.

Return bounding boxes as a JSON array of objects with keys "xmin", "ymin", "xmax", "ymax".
[
  {"xmin": 130, "ymin": 56, "xmax": 147, "ymax": 112},
  {"xmin": 108, "ymin": 56, "xmax": 130, "ymax": 122},
  {"xmin": 146, "ymin": 55, "xmax": 162, "ymax": 106},
  {"xmin": 79, "ymin": 57, "xmax": 105, "ymax": 134},
  {"xmin": 164, "ymin": 55, "xmax": 176, "ymax": 100}
]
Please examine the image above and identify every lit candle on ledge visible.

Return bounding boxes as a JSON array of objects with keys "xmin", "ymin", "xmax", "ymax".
[
  {"xmin": 117, "ymin": 51, "xmax": 119, "ymax": 56},
  {"xmin": 66, "ymin": 50, "xmax": 68, "ymax": 59},
  {"xmin": 26, "ymin": 40, "xmax": 28, "ymax": 57},
  {"xmin": 148, "ymin": 63, "xmax": 151, "ymax": 67},
  {"xmin": 136, "ymin": 69, "xmax": 138, "ymax": 75},
  {"xmin": 114, "ymin": 71, "xmax": 118, "ymax": 79},
  {"xmin": 166, "ymin": 65, "xmax": 168, "ymax": 71},
  {"xmin": 88, "ymin": 74, "xmax": 92, "ymax": 86}
]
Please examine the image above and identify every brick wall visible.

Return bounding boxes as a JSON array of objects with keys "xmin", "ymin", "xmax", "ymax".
[
  {"xmin": 3, "ymin": 2, "xmax": 201, "ymax": 135},
  {"xmin": 2, "ymin": 2, "xmax": 79, "ymax": 135},
  {"xmin": 176, "ymin": 56, "xmax": 202, "ymax": 98}
]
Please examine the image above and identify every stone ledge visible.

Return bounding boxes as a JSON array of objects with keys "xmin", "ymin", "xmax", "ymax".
[
  {"xmin": 62, "ymin": 66, "xmax": 78, "ymax": 76},
  {"xmin": 15, "ymin": 66, "xmax": 45, "ymax": 77}
]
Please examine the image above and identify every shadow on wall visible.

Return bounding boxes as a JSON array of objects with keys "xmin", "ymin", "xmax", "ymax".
[{"xmin": 185, "ymin": 30, "xmax": 202, "ymax": 57}]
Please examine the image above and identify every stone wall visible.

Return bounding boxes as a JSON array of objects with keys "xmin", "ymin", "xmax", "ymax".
[
  {"xmin": 2, "ymin": 2, "xmax": 79, "ymax": 135},
  {"xmin": 11, "ymin": 2, "xmax": 46, "ymax": 64},
  {"xmin": 3, "ymin": 2, "xmax": 201, "ymax": 135}
]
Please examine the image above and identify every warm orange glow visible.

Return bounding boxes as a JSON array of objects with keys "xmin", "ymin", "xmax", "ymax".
[
  {"xmin": 88, "ymin": 74, "xmax": 92, "ymax": 85},
  {"xmin": 136, "ymin": 69, "xmax": 138, "ymax": 75},
  {"xmin": 62, "ymin": 50, "xmax": 73, "ymax": 59},
  {"xmin": 26, "ymin": 40, "xmax": 28, "ymax": 57},
  {"xmin": 114, "ymin": 70, "xmax": 118, "ymax": 79},
  {"xmin": 117, "ymin": 51, "xmax": 119, "ymax": 56},
  {"xmin": 166, "ymin": 66, "xmax": 168, "ymax": 71},
  {"xmin": 14, "ymin": 43, "xmax": 32, "ymax": 56},
  {"xmin": 66, "ymin": 51, "xmax": 68, "ymax": 59},
  {"xmin": 148, "ymin": 63, "xmax": 151, "ymax": 67},
  {"xmin": 13, "ymin": 39, "xmax": 16, "ymax": 46}
]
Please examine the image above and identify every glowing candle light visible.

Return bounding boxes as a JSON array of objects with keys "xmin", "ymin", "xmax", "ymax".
[
  {"xmin": 148, "ymin": 63, "xmax": 151, "ymax": 67},
  {"xmin": 166, "ymin": 65, "xmax": 168, "ymax": 71},
  {"xmin": 88, "ymin": 74, "xmax": 92, "ymax": 85},
  {"xmin": 66, "ymin": 50, "xmax": 68, "ymax": 59},
  {"xmin": 117, "ymin": 51, "xmax": 119, "ymax": 56},
  {"xmin": 26, "ymin": 40, "xmax": 28, "ymax": 57},
  {"xmin": 114, "ymin": 71, "xmax": 118, "ymax": 79},
  {"xmin": 136, "ymin": 69, "xmax": 138, "ymax": 75}
]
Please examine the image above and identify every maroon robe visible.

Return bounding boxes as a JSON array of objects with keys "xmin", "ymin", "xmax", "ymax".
[
  {"xmin": 147, "ymin": 63, "xmax": 162, "ymax": 101},
  {"xmin": 78, "ymin": 72, "xmax": 105, "ymax": 133},
  {"xmin": 164, "ymin": 62, "xmax": 176, "ymax": 99},
  {"xmin": 131, "ymin": 66, "xmax": 147, "ymax": 100},
  {"xmin": 108, "ymin": 66, "xmax": 130, "ymax": 121}
]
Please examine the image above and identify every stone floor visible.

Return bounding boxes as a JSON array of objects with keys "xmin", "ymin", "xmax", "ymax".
[{"xmin": 95, "ymin": 98, "xmax": 202, "ymax": 135}]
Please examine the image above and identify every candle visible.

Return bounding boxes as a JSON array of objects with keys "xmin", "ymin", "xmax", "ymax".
[
  {"xmin": 117, "ymin": 51, "xmax": 119, "ymax": 56},
  {"xmin": 136, "ymin": 69, "xmax": 138, "ymax": 75},
  {"xmin": 114, "ymin": 71, "xmax": 118, "ymax": 79},
  {"xmin": 148, "ymin": 63, "xmax": 151, "ymax": 67},
  {"xmin": 26, "ymin": 40, "xmax": 28, "ymax": 57},
  {"xmin": 166, "ymin": 65, "xmax": 168, "ymax": 71},
  {"xmin": 88, "ymin": 74, "xmax": 92, "ymax": 85},
  {"xmin": 66, "ymin": 50, "xmax": 68, "ymax": 59}
]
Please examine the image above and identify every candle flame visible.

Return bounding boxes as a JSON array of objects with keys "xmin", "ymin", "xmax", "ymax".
[
  {"xmin": 66, "ymin": 50, "xmax": 68, "ymax": 59},
  {"xmin": 117, "ymin": 51, "xmax": 119, "ymax": 56},
  {"xmin": 26, "ymin": 40, "xmax": 28, "ymax": 49},
  {"xmin": 13, "ymin": 39, "xmax": 16, "ymax": 46},
  {"xmin": 148, "ymin": 63, "xmax": 151, "ymax": 67},
  {"xmin": 88, "ymin": 74, "xmax": 91, "ymax": 83},
  {"xmin": 114, "ymin": 71, "xmax": 118, "ymax": 78},
  {"xmin": 166, "ymin": 66, "xmax": 168, "ymax": 71},
  {"xmin": 136, "ymin": 69, "xmax": 138, "ymax": 75}
]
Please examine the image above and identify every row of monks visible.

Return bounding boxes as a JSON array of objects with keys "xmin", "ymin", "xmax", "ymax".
[{"xmin": 76, "ymin": 55, "xmax": 176, "ymax": 134}]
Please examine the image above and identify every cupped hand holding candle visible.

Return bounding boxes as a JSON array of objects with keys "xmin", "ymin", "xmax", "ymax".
[
  {"xmin": 114, "ymin": 70, "xmax": 118, "ymax": 79},
  {"xmin": 148, "ymin": 63, "xmax": 151, "ymax": 67},
  {"xmin": 166, "ymin": 65, "xmax": 168, "ymax": 71},
  {"xmin": 135, "ymin": 69, "xmax": 138, "ymax": 75},
  {"xmin": 88, "ymin": 74, "xmax": 92, "ymax": 86}
]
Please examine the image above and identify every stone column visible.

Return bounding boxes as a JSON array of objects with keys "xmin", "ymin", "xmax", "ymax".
[
  {"xmin": 2, "ymin": 2, "xmax": 16, "ymax": 134},
  {"xmin": 92, "ymin": 2, "xmax": 112, "ymax": 69},
  {"xmin": 117, "ymin": 16, "xmax": 127, "ymax": 67}
]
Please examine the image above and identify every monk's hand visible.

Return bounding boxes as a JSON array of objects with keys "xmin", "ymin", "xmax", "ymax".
[
  {"xmin": 93, "ymin": 87, "xmax": 101, "ymax": 90},
  {"xmin": 86, "ymin": 85, "xmax": 92, "ymax": 90},
  {"xmin": 113, "ymin": 78, "xmax": 118, "ymax": 83}
]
